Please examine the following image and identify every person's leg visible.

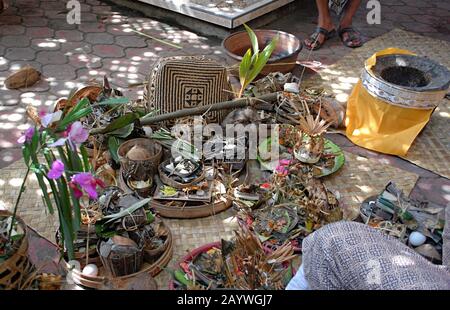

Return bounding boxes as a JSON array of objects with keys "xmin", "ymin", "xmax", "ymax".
[
  {"xmin": 304, "ymin": 0, "xmax": 336, "ymax": 50},
  {"xmin": 338, "ymin": 0, "xmax": 363, "ymax": 47}
]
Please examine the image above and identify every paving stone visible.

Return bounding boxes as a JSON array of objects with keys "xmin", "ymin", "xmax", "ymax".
[
  {"xmin": 102, "ymin": 58, "xmax": 140, "ymax": 74},
  {"xmin": 30, "ymin": 38, "xmax": 62, "ymax": 51},
  {"xmin": 81, "ymin": 12, "xmax": 100, "ymax": 22},
  {"xmin": 106, "ymin": 24, "xmax": 134, "ymax": 36},
  {"xmin": 42, "ymin": 64, "xmax": 77, "ymax": 80},
  {"xmin": 20, "ymin": 7, "xmax": 44, "ymax": 17},
  {"xmin": 115, "ymin": 35, "xmax": 148, "ymax": 48},
  {"xmin": 36, "ymin": 51, "xmax": 68, "ymax": 65},
  {"xmin": 0, "ymin": 35, "xmax": 31, "ymax": 48},
  {"xmin": 22, "ymin": 16, "xmax": 49, "ymax": 27},
  {"xmin": 44, "ymin": 9, "xmax": 68, "ymax": 20},
  {"xmin": 92, "ymin": 5, "xmax": 113, "ymax": 15},
  {"xmin": 425, "ymin": 7, "xmax": 450, "ymax": 18},
  {"xmin": 110, "ymin": 72, "xmax": 145, "ymax": 88},
  {"xmin": 400, "ymin": 22, "xmax": 438, "ymax": 33},
  {"xmin": 78, "ymin": 22, "xmax": 106, "ymax": 33},
  {"xmin": 39, "ymin": 1, "xmax": 67, "ymax": 11},
  {"xmin": 0, "ymin": 15, "xmax": 22, "ymax": 25},
  {"xmin": 8, "ymin": 60, "xmax": 43, "ymax": 72},
  {"xmin": 14, "ymin": 0, "xmax": 39, "ymax": 7},
  {"xmin": 4, "ymin": 47, "xmax": 36, "ymax": 61},
  {"xmin": 69, "ymin": 53, "xmax": 102, "ymax": 70},
  {"xmin": 92, "ymin": 44, "xmax": 125, "ymax": 58},
  {"xmin": 76, "ymin": 68, "xmax": 110, "ymax": 83},
  {"xmin": 0, "ymin": 89, "xmax": 21, "ymax": 106},
  {"xmin": 85, "ymin": 32, "xmax": 114, "ymax": 44},
  {"xmin": 48, "ymin": 18, "xmax": 78, "ymax": 30},
  {"xmin": 411, "ymin": 14, "xmax": 443, "ymax": 26},
  {"xmin": 26, "ymin": 26, "xmax": 55, "ymax": 38},
  {"xmin": 55, "ymin": 30, "xmax": 84, "ymax": 42},
  {"xmin": 0, "ymin": 149, "xmax": 22, "ymax": 169},
  {"xmin": 60, "ymin": 41, "xmax": 92, "ymax": 54},
  {"xmin": 0, "ymin": 25, "xmax": 26, "ymax": 36}
]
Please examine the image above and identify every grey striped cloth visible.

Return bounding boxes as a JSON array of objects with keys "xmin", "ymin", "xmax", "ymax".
[
  {"xmin": 297, "ymin": 206, "xmax": 450, "ymax": 289},
  {"xmin": 329, "ymin": 0, "xmax": 350, "ymax": 15}
]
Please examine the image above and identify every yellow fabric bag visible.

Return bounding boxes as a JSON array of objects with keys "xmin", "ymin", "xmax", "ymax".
[{"xmin": 345, "ymin": 48, "xmax": 434, "ymax": 156}]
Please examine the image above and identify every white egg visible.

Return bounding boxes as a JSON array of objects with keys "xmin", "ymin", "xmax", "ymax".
[
  {"xmin": 82, "ymin": 264, "xmax": 98, "ymax": 277},
  {"xmin": 409, "ymin": 231, "xmax": 426, "ymax": 247}
]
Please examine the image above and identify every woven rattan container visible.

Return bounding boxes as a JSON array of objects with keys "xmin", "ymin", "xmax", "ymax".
[{"xmin": 144, "ymin": 56, "xmax": 232, "ymax": 124}]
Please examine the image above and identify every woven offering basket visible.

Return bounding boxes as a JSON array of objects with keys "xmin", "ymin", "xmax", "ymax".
[
  {"xmin": 118, "ymin": 138, "xmax": 162, "ymax": 179},
  {"xmin": 62, "ymin": 222, "xmax": 173, "ymax": 289},
  {"xmin": 0, "ymin": 211, "xmax": 32, "ymax": 290}
]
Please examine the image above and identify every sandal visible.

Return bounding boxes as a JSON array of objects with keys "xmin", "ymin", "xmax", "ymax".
[
  {"xmin": 338, "ymin": 27, "xmax": 363, "ymax": 48},
  {"xmin": 304, "ymin": 27, "xmax": 336, "ymax": 51}
]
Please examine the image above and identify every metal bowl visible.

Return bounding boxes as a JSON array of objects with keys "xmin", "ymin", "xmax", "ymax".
[
  {"xmin": 222, "ymin": 29, "xmax": 302, "ymax": 75},
  {"xmin": 362, "ymin": 54, "xmax": 450, "ymax": 109}
]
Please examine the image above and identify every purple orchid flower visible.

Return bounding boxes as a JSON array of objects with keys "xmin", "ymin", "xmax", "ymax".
[
  {"xmin": 47, "ymin": 160, "xmax": 65, "ymax": 179},
  {"xmin": 70, "ymin": 172, "xmax": 105, "ymax": 200},
  {"xmin": 41, "ymin": 110, "xmax": 62, "ymax": 128},
  {"xmin": 48, "ymin": 121, "xmax": 89, "ymax": 149},
  {"xmin": 68, "ymin": 121, "xmax": 88, "ymax": 144},
  {"xmin": 17, "ymin": 127, "xmax": 35, "ymax": 144}
]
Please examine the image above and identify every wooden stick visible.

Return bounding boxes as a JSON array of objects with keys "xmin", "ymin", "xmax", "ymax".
[{"xmin": 89, "ymin": 92, "xmax": 279, "ymax": 135}]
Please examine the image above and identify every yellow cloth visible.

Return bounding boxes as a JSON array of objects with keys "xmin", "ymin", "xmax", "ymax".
[{"xmin": 345, "ymin": 48, "xmax": 434, "ymax": 156}]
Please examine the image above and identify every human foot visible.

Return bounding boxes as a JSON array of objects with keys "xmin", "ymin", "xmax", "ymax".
[
  {"xmin": 337, "ymin": 25, "xmax": 363, "ymax": 48},
  {"xmin": 304, "ymin": 25, "xmax": 336, "ymax": 51}
]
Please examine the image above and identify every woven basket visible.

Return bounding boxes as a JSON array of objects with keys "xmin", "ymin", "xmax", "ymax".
[
  {"xmin": 117, "ymin": 138, "xmax": 162, "ymax": 180},
  {"xmin": 144, "ymin": 56, "xmax": 231, "ymax": 124},
  {"xmin": 98, "ymin": 240, "xmax": 144, "ymax": 278},
  {"xmin": 62, "ymin": 225, "xmax": 173, "ymax": 289},
  {"xmin": 0, "ymin": 211, "xmax": 31, "ymax": 290}
]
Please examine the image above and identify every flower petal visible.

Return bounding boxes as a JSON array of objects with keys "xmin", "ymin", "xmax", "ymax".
[{"xmin": 48, "ymin": 138, "xmax": 67, "ymax": 147}]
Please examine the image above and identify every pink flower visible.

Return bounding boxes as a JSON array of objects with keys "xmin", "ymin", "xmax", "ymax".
[
  {"xmin": 17, "ymin": 127, "xmax": 35, "ymax": 144},
  {"xmin": 68, "ymin": 121, "xmax": 88, "ymax": 145},
  {"xmin": 275, "ymin": 165, "xmax": 289, "ymax": 176},
  {"xmin": 70, "ymin": 172, "xmax": 104, "ymax": 200},
  {"xmin": 41, "ymin": 111, "xmax": 62, "ymax": 128},
  {"xmin": 47, "ymin": 160, "xmax": 65, "ymax": 179},
  {"xmin": 279, "ymin": 159, "xmax": 291, "ymax": 166},
  {"xmin": 69, "ymin": 182, "xmax": 83, "ymax": 199}
]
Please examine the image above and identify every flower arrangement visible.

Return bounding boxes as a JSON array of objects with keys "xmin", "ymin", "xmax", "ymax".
[{"xmin": 13, "ymin": 98, "xmax": 104, "ymax": 260}]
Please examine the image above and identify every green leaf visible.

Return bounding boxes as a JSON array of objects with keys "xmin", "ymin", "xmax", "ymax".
[
  {"xmin": 109, "ymin": 123, "xmax": 134, "ymax": 138},
  {"xmin": 101, "ymin": 113, "xmax": 139, "ymax": 133},
  {"xmin": 30, "ymin": 127, "xmax": 39, "ymax": 153},
  {"xmin": 244, "ymin": 23, "xmax": 259, "ymax": 55},
  {"xmin": 80, "ymin": 145, "xmax": 91, "ymax": 172},
  {"xmin": 57, "ymin": 98, "xmax": 92, "ymax": 130},
  {"xmin": 95, "ymin": 97, "xmax": 129, "ymax": 106},
  {"xmin": 108, "ymin": 136, "xmax": 120, "ymax": 164},
  {"xmin": 22, "ymin": 146, "xmax": 31, "ymax": 166},
  {"xmin": 103, "ymin": 198, "xmax": 151, "ymax": 224},
  {"xmin": 239, "ymin": 48, "xmax": 252, "ymax": 85},
  {"xmin": 247, "ymin": 35, "xmax": 279, "ymax": 83}
]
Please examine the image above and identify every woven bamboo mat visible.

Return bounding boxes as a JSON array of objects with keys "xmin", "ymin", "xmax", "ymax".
[
  {"xmin": 154, "ymin": 209, "xmax": 239, "ymax": 289},
  {"xmin": 323, "ymin": 150, "xmax": 419, "ymax": 221},
  {"xmin": 305, "ymin": 28, "xmax": 450, "ymax": 179}
]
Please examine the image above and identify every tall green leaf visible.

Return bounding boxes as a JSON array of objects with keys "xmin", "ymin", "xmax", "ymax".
[
  {"xmin": 108, "ymin": 136, "xmax": 120, "ymax": 164},
  {"xmin": 101, "ymin": 113, "xmax": 139, "ymax": 133},
  {"xmin": 244, "ymin": 23, "xmax": 259, "ymax": 55},
  {"xmin": 239, "ymin": 48, "xmax": 252, "ymax": 86},
  {"xmin": 248, "ymin": 35, "xmax": 279, "ymax": 83}
]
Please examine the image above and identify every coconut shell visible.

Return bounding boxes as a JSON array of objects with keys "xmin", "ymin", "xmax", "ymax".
[
  {"xmin": 5, "ymin": 66, "xmax": 41, "ymax": 89},
  {"xmin": 126, "ymin": 145, "xmax": 151, "ymax": 161}
]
